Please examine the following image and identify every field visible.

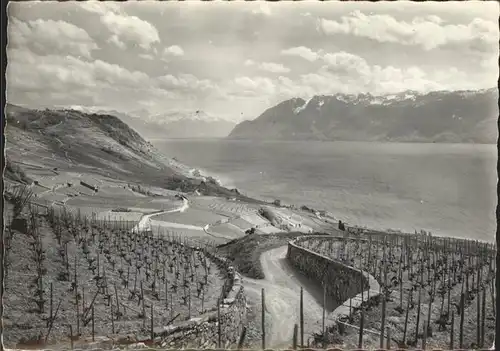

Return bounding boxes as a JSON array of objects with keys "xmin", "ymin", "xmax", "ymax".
[
  {"xmin": 3, "ymin": 186, "xmax": 226, "ymax": 349},
  {"xmin": 190, "ymin": 197, "xmax": 260, "ymax": 217},
  {"xmin": 152, "ymin": 208, "xmax": 229, "ymax": 227},
  {"xmin": 299, "ymin": 233, "xmax": 497, "ymax": 350},
  {"xmin": 207, "ymin": 223, "xmax": 245, "ymax": 239}
]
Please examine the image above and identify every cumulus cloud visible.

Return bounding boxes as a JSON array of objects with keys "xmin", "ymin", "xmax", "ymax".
[
  {"xmin": 157, "ymin": 73, "xmax": 216, "ymax": 94},
  {"xmin": 162, "ymin": 45, "xmax": 185, "ymax": 58},
  {"xmin": 101, "ymin": 12, "xmax": 160, "ymax": 50},
  {"xmin": 319, "ymin": 11, "xmax": 498, "ymax": 52},
  {"xmin": 259, "ymin": 62, "xmax": 290, "ymax": 74},
  {"xmin": 245, "ymin": 60, "xmax": 290, "ymax": 73},
  {"xmin": 252, "ymin": 3, "xmax": 272, "ymax": 16},
  {"xmin": 232, "ymin": 76, "xmax": 276, "ymax": 96},
  {"xmin": 108, "ymin": 34, "xmax": 126, "ymax": 50},
  {"xmin": 8, "ymin": 17, "xmax": 98, "ymax": 58},
  {"xmin": 281, "ymin": 46, "xmax": 320, "ymax": 62},
  {"xmin": 80, "ymin": 2, "xmax": 160, "ymax": 50},
  {"xmin": 139, "ymin": 53, "xmax": 154, "ymax": 60},
  {"xmin": 78, "ymin": 1, "xmax": 121, "ymax": 15},
  {"xmin": 227, "ymin": 49, "xmax": 493, "ymax": 103},
  {"xmin": 6, "ymin": 46, "xmax": 216, "ymax": 111},
  {"xmin": 7, "ymin": 48, "xmax": 150, "ymax": 93}
]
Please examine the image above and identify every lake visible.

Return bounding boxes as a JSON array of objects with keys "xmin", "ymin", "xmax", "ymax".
[{"xmin": 152, "ymin": 139, "xmax": 497, "ymax": 242}]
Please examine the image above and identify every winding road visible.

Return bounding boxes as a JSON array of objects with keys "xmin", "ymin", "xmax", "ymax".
[
  {"xmin": 137, "ymin": 200, "xmax": 333, "ymax": 348},
  {"xmin": 132, "ymin": 198, "xmax": 189, "ymax": 232},
  {"xmin": 243, "ymin": 246, "xmax": 337, "ymax": 349}
]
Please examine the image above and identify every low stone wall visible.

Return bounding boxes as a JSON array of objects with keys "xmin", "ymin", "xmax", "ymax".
[{"xmin": 287, "ymin": 235, "xmax": 380, "ymax": 326}]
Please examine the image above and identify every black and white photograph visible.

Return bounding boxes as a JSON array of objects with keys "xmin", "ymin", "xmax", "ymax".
[{"xmin": 2, "ymin": 1, "xmax": 498, "ymax": 350}]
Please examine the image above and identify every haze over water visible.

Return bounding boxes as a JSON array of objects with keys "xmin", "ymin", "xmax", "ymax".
[{"xmin": 154, "ymin": 139, "xmax": 496, "ymax": 242}]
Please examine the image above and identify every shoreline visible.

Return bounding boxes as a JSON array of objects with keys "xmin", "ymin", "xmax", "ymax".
[{"xmin": 166, "ymin": 156, "xmax": 495, "ymax": 243}]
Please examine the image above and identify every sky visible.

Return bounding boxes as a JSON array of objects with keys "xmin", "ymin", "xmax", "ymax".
[{"xmin": 6, "ymin": 1, "xmax": 499, "ymax": 123}]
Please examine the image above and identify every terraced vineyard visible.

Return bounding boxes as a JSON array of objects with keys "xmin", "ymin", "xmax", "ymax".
[
  {"xmin": 3, "ymin": 186, "xmax": 227, "ymax": 349},
  {"xmin": 299, "ymin": 234, "xmax": 496, "ymax": 349}
]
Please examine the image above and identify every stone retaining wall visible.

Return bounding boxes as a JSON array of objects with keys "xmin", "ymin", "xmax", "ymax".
[{"xmin": 287, "ymin": 235, "xmax": 380, "ymax": 326}]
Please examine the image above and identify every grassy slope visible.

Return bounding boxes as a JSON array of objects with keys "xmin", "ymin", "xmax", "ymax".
[{"xmin": 3, "ymin": 104, "xmax": 266, "ymax": 204}]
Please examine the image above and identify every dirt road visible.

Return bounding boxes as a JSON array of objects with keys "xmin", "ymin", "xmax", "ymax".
[{"xmin": 243, "ymin": 246, "xmax": 336, "ymax": 349}]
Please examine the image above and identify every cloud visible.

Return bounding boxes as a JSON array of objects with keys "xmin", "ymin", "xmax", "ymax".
[
  {"xmin": 8, "ymin": 17, "xmax": 98, "ymax": 58},
  {"xmin": 252, "ymin": 3, "xmax": 272, "ymax": 16},
  {"xmin": 281, "ymin": 46, "xmax": 320, "ymax": 62},
  {"xmin": 78, "ymin": 1, "xmax": 122, "ymax": 15},
  {"xmin": 229, "ymin": 49, "xmax": 494, "ymax": 104},
  {"xmin": 157, "ymin": 73, "xmax": 216, "ymax": 93},
  {"xmin": 80, "ymin": 2, "xmax": 160, "ymax": 50},
  {"xmin": 7, "ymin": 47, "xmax": 150, "ymax": 95},
  {"xmin": 232, "ymin": 76, "xmax": 276, "ymax": 96},
  {"xmin": 139, "ymin": 53, "xmax": 154, "ymax": 60},
  {"xmin": 322, "ymin": 52, "xmax": 371, "ymax": 77},
  {"xmin": 245, "ymin": 60, "xmax": 290, "ymax": 73},
  {"xmin": 108, "ymin": 34, "xmax": 126, "ymax": 50},
  {"xmin": 163, "ymin": 45, "xmax": 185, "ymax": 58},
  {"xmin": 319, "ymin": 11, "xmax": 498, "ymax": 52},
  {"xmin": 101, "ymin": 12, "xmax": 160, "ymax": 50},
  {"xmin": 259, "ymin": 62, "xmax": 290, "ymax": 74}
]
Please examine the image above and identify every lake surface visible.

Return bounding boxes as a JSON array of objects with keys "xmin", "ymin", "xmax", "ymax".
[{"xmin": 152, "ymin": 139, "xmax": 497, "ymax": 242}]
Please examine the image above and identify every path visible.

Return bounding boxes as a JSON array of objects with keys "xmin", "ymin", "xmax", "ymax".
[
  {"xmin": 133, "ymin": 198, "xmax": 189, "ymax": 232},
  {"xmin": 243, "ymin": 246, "xmax": 334, "ymax": 349}
]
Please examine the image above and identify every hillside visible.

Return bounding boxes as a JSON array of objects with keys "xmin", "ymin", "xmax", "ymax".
[
  {"xmin": 3, "ymin": 104, "xmax": 261, "ymax": 202},
  {"xmin": 228, "ymin": 88, "xmax": 498, "ymax": 144}
]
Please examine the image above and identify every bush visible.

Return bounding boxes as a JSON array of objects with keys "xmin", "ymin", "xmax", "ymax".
[{"xmin": 4, "ymin": 158, "xmax": 32, "ymax": 184}]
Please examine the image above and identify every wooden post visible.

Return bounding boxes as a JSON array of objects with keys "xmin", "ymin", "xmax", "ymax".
[
  {"xmin": 450, "ymin": 311, "xmax": 455, "ymax": 350},
  {"xmin": 261, "ymin": 288, "xmax": 266, "ymax": 350},
  {"xmin": 293, "ymin": 324, "xmax": 298, "ymax": 350},
  {"xmin": 358, "ymin": 308, "xmax": 364, "ymax": 349},
  {"xmin": 111, "ymin": 298, "xmax": 115, "ymax": 335},
  {"xmin": 386, "ymin": 326, "xmax": 391, "ymax": 350},
  {"xmin": 415, "ymin": 287, "xmax": 422, "ymax": 345},
  {"xmin": 426, "ymin": 297, "xmax": 432, "ymax": 339},
  {"xmin": 322, "ymin": 283, "xmax": 326, "ymax": 335},
  {"xmin": 380, "ymin": 287, "xmax": 387, "ymax": 348},
  {"xmin": 403, "ymin": 296, "xmax": 410, "ymax": 344},
  {"xmin": 114, "ymin": 283, "xmax": 120, "ymax": 316},
  {"xmin": 141, "ymin": 281, "xmax": 146, "ymax": 328},
  {"xmin": 237, "ymin": 327, "xmax": 247, "ymax": 350},
  {"xmin": 477, "ymin": 284, "xmax": 481, "ymax": 346},
  {"xmin": 422, "ymin": 321, "xmax": 427, "ymax": 350},
  {"xmin": 188, "ymin": 287, "xmax": 191, "ymax": 320},
  {"xmin": 69, "ymin": 324, "xmax": 74, "ymax": 350},
  {"xmin": 481, "ymin": 287, "xmax": 486, "ymax": 347},
  {"xmin": 459, "ymin": 293, "xmax": 465, "ymax": 349},
  {"xmin": 49, "ymin": 282, "xmax": 53, "ymax": 322},
  {"xmin": 300, "ymin": 287, "xmax": 304, "ymax": 348},
  {"xmin": 218, "ymin": 298, "xmax": 222, "ymax": 348},
  {"xmin": 150, "ymin": 303, "xmax": 154, "ymax": 342},
  {"xmin": 91, "ymin": 304, "xmax": 95, "ymax": 342}
]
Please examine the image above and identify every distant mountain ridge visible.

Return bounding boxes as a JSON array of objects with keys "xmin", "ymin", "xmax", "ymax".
[
  {"xmin": 228, "ymin": 88, "xmax": 498, "ymax": 144},
  {"xmin": 57, "ymin": 106, "xmax": 236, "ymax": 139}
]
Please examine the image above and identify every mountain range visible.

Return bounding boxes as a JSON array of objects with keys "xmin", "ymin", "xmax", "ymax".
[
  {"xmin": 227, "ymin": 88, "xmax": 498, "ymax": 144},
  {"xmin": 60, "ymin": 106, "xmax": 236, "ymax": 140}
]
